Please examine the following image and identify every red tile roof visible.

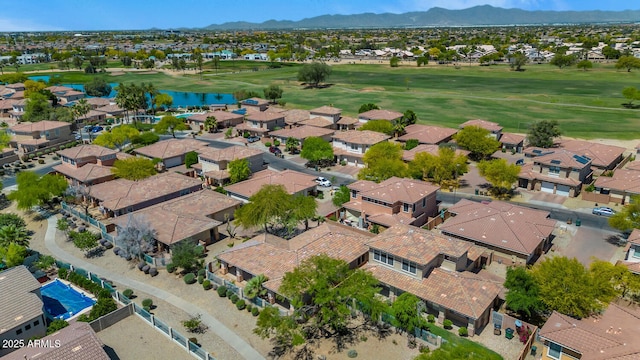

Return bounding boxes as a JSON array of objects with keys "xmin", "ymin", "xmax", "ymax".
[
  {"xmin": 459, "ymin": 119, "xmax": 503, "ymax": 132},
  {"xmin": 224, "ymin": 169, "xmax": 316, "ymax": 199},
  {"xmin": 499, "ymin": 132, "xmax": 525, "ymax": 145},
  {"xmin": 54, "ymin": 163, "xmax": 114, "ymax": 184},
  {"xmin": 348, "ymin": 177, "xmax": 439, "ymax": 204},
  {"xmin": 439, "ymin": 199, "xmax": 555, "ymax": 256},
  {"xmin": 269, "ymin": 125, "xmax": 334, "ymax": 139},
  {"xmin": 399, "ymin": 124, "xmax": 458, "ymax": 144},
  {"xmin": 358, "ymin": 109, "xmax": 403, "ymax": 121},
  {"xmin": 298, "ymin": 116, "xmax": 334, "ymax": 128},
  {"xmin": 310, "ymin": 105, "xmax": 342, "ymax": 115},
  {"xmin": 332, "ymin": 130, "xmax": 390, "ymax": 145},
  {"xmin": 559, "ymin": 139, "xmax": 626, "ymax": 169},
  {"xmin": 134, "ymin": 138, "xmax": 208, "ymax": 160},
  {"xmin": 10, "ymin": 120, "xmax": 71, "ymax": 133},
  {"xmin": 56, "ymin": 144, "xmax": 117, "ymax": 160},
  {"xmin": 246, "ymin": 112, "xmax": 284, "ymax": 122},
  {"xmin": 595, "ymin": 169, "xmax": 640, "ymax": 195},
  {"xmin": 196, "ymin": 145, "xmax": 262, "ymax": 162}
]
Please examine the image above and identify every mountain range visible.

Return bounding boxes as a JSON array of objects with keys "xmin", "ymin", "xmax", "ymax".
[{"xmin": 203, "ymin": 5, "xmax": 640, "ymax": 30}]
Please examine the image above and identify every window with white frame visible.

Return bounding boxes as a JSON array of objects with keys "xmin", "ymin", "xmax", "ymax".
[
  {"xmin": 402, "ymin": 259, "xmax": 417, "ymax": 274},
  {"xmin": 373, "ymin": 249, "xmax": 393, "ymax": 266},
  {"xmin": 547, "ymin": 342, "xmax": 562, "ymax": 360}
]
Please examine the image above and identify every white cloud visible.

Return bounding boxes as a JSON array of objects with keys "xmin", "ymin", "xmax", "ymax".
[{"xmin": 0, "ymin": 18, "xmax": 63, "ymax": 32}]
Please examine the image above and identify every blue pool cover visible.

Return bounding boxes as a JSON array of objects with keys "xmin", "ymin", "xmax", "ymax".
[{"xmin": 41, "ymin": 279, "xmax": 96, "ymax": 320}]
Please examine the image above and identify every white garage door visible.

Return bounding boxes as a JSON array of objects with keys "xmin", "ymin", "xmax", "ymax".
[
  {"xmin": 556, "ymin": 185, "xmax": 570, "ymax": 197},
  {"xmin": 541, "ymin": 182, "xmax": 554, "ymax": 194}
]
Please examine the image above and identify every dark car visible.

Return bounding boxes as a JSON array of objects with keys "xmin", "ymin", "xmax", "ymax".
[
  {"xmin": 247, "ymin": 136, "xmax": 261, "ymax": 143},
  {"xmin": 91, "ymin": 126, "xmax": 104, "ymax": 133},
  {"xmin": 515, "ymin": 159, "xmax": 525, "ymax": 166},
  {"xmin": 269, "ymin": 146, "xmax": 282, "ymax": 155}
]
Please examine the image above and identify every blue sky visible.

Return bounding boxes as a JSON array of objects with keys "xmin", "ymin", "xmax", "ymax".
[{"xmin": 0, "ymin": 0, "xmax": 637, "ymax": 31}]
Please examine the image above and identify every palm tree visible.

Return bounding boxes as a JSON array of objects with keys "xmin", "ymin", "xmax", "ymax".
[
  {"xmin": 143, "ymin": 82, "xmax": 158, "ymax": 115},
  {"xmin": 204, "ymin": 116, "xmax": 218, "ymax": 133},
  {"xmin": 72, "ymin": 98, "xmax": 91, "ymax": 123},
  {"xmin": 244, "ymin": 274, "xmax": 268, "ymax": 299},
  {"xmin": 0, "ymin": 224, "xmax": 30, "ymax": 248}
]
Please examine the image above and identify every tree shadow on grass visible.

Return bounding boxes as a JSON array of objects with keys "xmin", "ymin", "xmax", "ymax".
[{"xmin": 302, "ymin": 83, "xmax": 334, "ymax": 90}]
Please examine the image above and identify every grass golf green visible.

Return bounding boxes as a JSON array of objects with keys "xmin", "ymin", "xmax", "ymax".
[{"xmin": 20, "ymin": 60, "xmax": 640, "ymax": 139}]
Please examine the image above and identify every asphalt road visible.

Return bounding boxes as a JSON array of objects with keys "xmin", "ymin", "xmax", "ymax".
[{"xmin": 2, "ymin": 161, "xmax": 61, "ymax": 188}]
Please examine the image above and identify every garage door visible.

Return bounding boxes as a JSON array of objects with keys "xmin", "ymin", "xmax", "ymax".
[
  {"xmin": 541, "ymin": 182, "xmax": 554, "ymax": 194},
  {"xmin": 165, "ymin": 157, "xmax": 182, "ymax": 168},
  {"xmin": 556, "ymin": 185, "xmax": 570, "ymax": 197}
]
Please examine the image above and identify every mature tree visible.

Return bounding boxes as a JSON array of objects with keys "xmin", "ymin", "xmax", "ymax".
[
  {"xmin": 244, "ymin": 274, "xmax": 268, "ymax": 300},
  {"xmin": 154, "ymin": 93, "xmax": 173, "ymax": 111},
  {"xmin": 255, "ymin": 255, "xmax": 385, "ymax": 353},
  {"xmin": 0, "ymin": 225, "xmax": 30, "ymax": 248},
  {"xmin": 287, "ymin": 194, "xmax": 317, "ymax": 231},
  {"xmin": 590, "ymin": 260, "xmax": 640, "ymax": 298},
  {"xmin": 284, "ymin": 137, "xmax": 298, "ymax": 152},
  {"xmin": 72, "ymin": 56, "xmax": 84, "ymax": 70},
  {"xmin": 297, "ymin": 62, "xmax": 332, "ymax": 87},
  {"xmin": 0, "ymin": 243, "xmax": 27, "ymax": 268},
  {"xmin": 171, "ymin": 239, "xmax": 202, "ymax": 273},
  {"xmin": 184, "ymin": 151, "xmax": 198, "ymax": 169},
  {"xmin": 550, "ymin": 53, "xmax": 576, "ymax": 69},
  {"xmin": 93, "ymin": 125, "xmax": 139, "ymax": 149},
  {"xmin": 453, "ymin": 126, "xmax": 500, "ymax": 160},
  {"xmin": 478, "ymin": 159, "xmax": 521, "ymax": 197},
  {"xmin": 234, "ymin": 184, "xmax": 292, "ymax": 234},
  {"xmin": 527, "ymin": 120, "xmax": 562, "ymax": 148},
  {"xmin": 228, "ymin": 158, "xmax": 251, "ymax": 184},
  {"xmin": 608, "ymin": 195, "xmax": 640, "ymax": 232},
  {"xmin": 401, "ymin": 110, "xmax": 417, "ymax": 126},
  {"xmin": 389, "ymin": 56, "xmax": 400, "ymax": 67},
  {"xmin": 24, "ymin": 79, "xmax": 48, "ymax": 98},
  {"xmin": 114, "ymin": 83, "xmax": 147, "ymax": 124},
  {"xmin": 622, "ymin": 86, "xmax": 640, "ymax": 106},
  {"xmin": 34, "ymin": 254, "xmax": 56, "ymax": 275},
  {"xmin": 142, "ymin": 82, "xmax": 158, "ymax": 115},
  {"xmin": 204, "ymin": 116, "xmax": 218, "ymax": 133},
  {"xmin": 616, "ymin": 56, "xmax": 640, "ymax": 72},
  {"xmin": 358, "ymin": 120, "xmax": 395, "ymax": 136},
  {"xmin": 23, "ymin": 92, "xmax": 53, "ymax": 121},
  {"xmin": 49, "ymin": 107, "xmax": 74, "ymax": 122},
  {"xmin": 111, "ymin": 157, "xmax": 157, "ymax": 180},
  {"xmin": 509, "ymin": 52, "xmax": 528, "ymax": 71},
  {"xmin": 72, "ymin": 98, "xmax": 91, "ymax": 125},
  {"xmin": 332, "ymin": 185, "xmax": 351, "ymax": 207},
  {"xmin": 416, "ymin": 56, "xmax": 428, "ymax": 67},
  {"xmin": 504, "ymin": 267, "xmax": 543, "ymax": 319},
  {"xmin": 409, "ymin": 147, "xmax": 468, "ymax": 185},
  {"xmin": 70, "ymin": 230, "xmax": 100, "ymax": 257},
  {"xmin": 131, "ymin": 131, "xmax": 159, "ymax": 146},
  {"xmin": 115, "ymin": 214, "xmax": 157, "ymax": 259},
  {"xmin": 263, "ymin": 84, "xmax": 283, "ymax": 104},
  {"xmin": 84, "ymin": 77, "xmax": 112, "ymax": 97},
  {"xmin": 404, "ymin": 139, "xmax": 419, "ymax": 151},
  {"xmin": 532, "ymin": 256, "xmax": 606, "ymax": 318},
  {"xmin": 358, "ymin": 103, "xmax": 379, "ymax": 114},
  {"xmin": 359, "ymin": 142, "xmax": 407, "ymax": 182},
  {"xmin": 300, "ymin": 137, "xmax": 333, "ymax": 164},
  {"xmin": 8, "ymin": 172, "xmax": 68, "ymax": 210},
  {"xmin": 602, "ymin": 46, "xmax": 621, "ymax": 60},
  {"xmin": 390, "ymin": 293, "xmax": 425, "ymax": 333},
  {"xmin": 154, "ymin": 115, "xmax": 189, "ymax": 138},
  {"xmin": 56, "ymin": 218, "xmax": 70, "ymax": 240},
  {"xmin": 0, "ymin": 214, "xmax": 26, "ymax": 229},
  {"xmin": 576, "ymin": 60, "xmax": 593, "ymax": 71}
]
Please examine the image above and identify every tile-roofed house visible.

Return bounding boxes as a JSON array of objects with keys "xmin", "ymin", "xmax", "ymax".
[
  {"xmin": 336, "ymin": 116, "xmax": 359, "ymax": 130},
  {"xmin": 216, "ymin": 222, "xmax": 373, "ymax": 304},
  {"xmin": 558, "ymin": 139, "xmax": 626, "ymax": 171},
  {"xmin": 358, "ymin": 109, "xmax": 403, "ymax": 123},
  {"xmin": 224, "ymin": 169, "xmax": 316, "ymax": 202},
  {"xmin": 538, "ymin": 301, "xmax": 640, "ymax": 360},
  {"xmin": 283, "ymin": 109, "xmax": 310, "ymax": 127},
  {"xmin": 402, "ymin": 144, "xmax": 470, "ymax": 162},
  {"xmin": 76, "ymin": 109, "xmax": 107, "ymax": 124},
  {"xmin": 134, "ymin": 138, "xmax": 208, "ymax": 168},
  {"xmin": 459, "ymin": 119, "xmax": 503, "ymax": 139},
  {"xmin": 8, "ymin": 120, "xmax": 73, "ymax": 154},
  {"xmin": 0, "ymin": 266, "xmax": 47, "ymax": 356},
  {"xmin": 332, "ymin": 130, "xmax": 391, "ymax": 167},
  {"xmin": 498, "ymin": 132, "xmax": 526, "ymax": 153},
  {"xmin": 194, "ymin": 145, "xmax": 264, "ymax": 186},
  {"xmin": 0, "ymin": 99, "xmax": 17, "ymax": 118},
  {"xmin": 87, "ymin": 172, "xmax": 203, "ymax": 217},
  {"xmin": 362, "ymin": 224, "xmax": 501, "ymax": 336},
  {"xmin": 269, "ymin": 125, "xmax": 334, "ymax": 147},
  {"xmin": 53, "ymin": 145, "xmax": 119, "ymax": 185},
  {"xmin": 235, "ymin": 111, "xmax": 285, "ymax": 136},
  {"xmin": 309, "ymin": 105, "xmax": 342, "ymax": 128},
  {"xmin": 298, "ymin": 116, "xmax": 334, "ymax": 128},
  {"xmin": 622, "ymin": 229, "xmax": 640, "ymax": 266},
  {"xmin": 187, "ymin": 111, "xmax": 244, "ymax": 129},
  {"xmin": 398, "ymin": 124, "xmax": 458, "ymax": 145},
  {"xmin": 439, "ymin": 199, "xmax": 556, "ymax": 264},
  {"xmin": 344, "ymin": 177, "xmax": 439, "ymax": 228},
  {"xmin": 518, "ymin": 149, "xmax": 593, "ymax": 197},
  {"xmin": 95, "ymin": 104, "xmax": 125, "ymax": 116},
  {"xmin": 2, "ymin": 322, "xmax": 109, "ymax": 360},
  {"xmin": 109, "ymin": 189, "xmax": 241, "ymax": 250},
  {"xmin": 241, "ymin": 97, "xmax": 269, "ymax": 111},
  {"xmin": 593, "ymin": 169, "xmax": 640, "ymax": 205},
  {"xmin": 85, "ymin": 97, "xmax": 112, "ymax": 109}
]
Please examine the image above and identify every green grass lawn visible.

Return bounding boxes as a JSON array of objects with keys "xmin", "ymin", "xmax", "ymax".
[{"xmin": 20, "ymin": 61, "xmax": 640, "ymax": 139}]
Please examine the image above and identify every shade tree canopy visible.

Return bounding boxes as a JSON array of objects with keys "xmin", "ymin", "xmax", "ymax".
[
  {"xmin": 8, "ymin": 172, "xmax": 68, "ymax": 210},
  {"xmin": 358, "ymin": 141, "xmax": 407, "ymax": 182},
  {"xmin": 297, "ymin": 62, "xmax": 331, "ymax": 87},
  {"xmin": 154, "ymin": 115, "xmax": 189, "ymax": 138},
  {"xmin": 111, "ymin": 157, "xmax": 157, "ymax": 181},
  {"xmin": 453, "ymin": 126, "xmax": 500, "ymax": 160},
  {"xmin": 478, "ymin": 158, "xmax": 521, "ymax": 197},
  {"xmin": 527, "ymin": 120, "xmax": 562, "ymax": 148}
]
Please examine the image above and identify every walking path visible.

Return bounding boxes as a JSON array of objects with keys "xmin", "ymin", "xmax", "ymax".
[{"xmin": 43, "ymin": 215, "xmax": 265, "ymax": 360}]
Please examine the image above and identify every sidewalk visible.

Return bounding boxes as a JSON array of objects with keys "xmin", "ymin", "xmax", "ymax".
[{"xmin": 43, "ymin": 215, "xmax": 265, "ymax": 360}]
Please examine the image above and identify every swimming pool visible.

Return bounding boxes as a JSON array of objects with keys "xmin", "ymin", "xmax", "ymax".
[{"xmin": 41, "ymin": 279, "xmax": 96, "ymax": 320}]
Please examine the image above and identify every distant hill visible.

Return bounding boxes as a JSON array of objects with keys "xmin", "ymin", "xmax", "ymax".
[{"xmin": 203, "ymin": 5, "xmax": 640, "ymax": 30}]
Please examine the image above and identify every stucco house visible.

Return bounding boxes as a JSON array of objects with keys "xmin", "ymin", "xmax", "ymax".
[
  {"xmin": 398, "ymin": 124, "xmax": 457, "ymax": 145},
  {"xmin": 8, "ymin": 120, "xmax": 74, "ymax": 154},
  {"xmin": 268, "ymin": 125, "xmax": 335, "ymax": 148},
  {"xmin": 459, "ymin": 119, "xmax": 503, "ymax": 139},
  {"xmin": 133, "ymin": 138, "xmax": 209, "ymax": 169},
  {"xmin": 187, "ymin": 111, "xmax": 244, "ymax": 130},
  {"xmin": 332, "ymin": 130, "xmax": 390, "ymax": 167},
  {"xmin": 592, "ymin": 164, "xmax": 640, "ymax": 205},
  {"xmin": 240, "ymin": 97, "xmax": 269, "ymax": 112},
  {"xmin": 235, "ymin": 111, "xmax": 286, "ymax": 137},
  {"xmin": 518, "ymin": 149, "xmax": 593, "ymax": 197},
  {"xmin": 224, "ymin": 169, "xmax": 316, "ymax": 202},
  {"xmin": 192, "ymin": 145, "xmax": 264, "ymax": 186},
  {"xmin": 358, "ymin": 109, "xmax": 403, "ymax": 124},
  {"xmin": 53, "ymin": 145, "xmax": 119, "ymax": 186}
]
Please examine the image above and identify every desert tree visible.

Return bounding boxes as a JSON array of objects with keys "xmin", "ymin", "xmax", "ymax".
[{"xmin": 115, "ymin": 214, "xmax": 157, "ymax": 259}]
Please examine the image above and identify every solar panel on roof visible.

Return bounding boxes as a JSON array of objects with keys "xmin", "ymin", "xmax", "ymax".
[
  {"xmin": 572, "ymin": 154, "xmax": 590, "ymax": 164},
  {"xmin": 532, "ymin": 149, "xmax": 542, "ymax": 154},
  {"xmin": 550, "ymin": 159, "xmax": 561, "ymax": 164},
  {"xmin": 245, "ymin": 99, "xmax": 258, "ymax": 105}
]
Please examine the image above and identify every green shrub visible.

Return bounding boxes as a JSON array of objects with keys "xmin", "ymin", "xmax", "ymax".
[
  {"xmin": 217, "ymin": 285, "xmax": 227, "ymax": 297},
  {"xmin": 273, "ymin": 139, "xmax": 280, "ymax": 146},
  {"xmin": 198, "ymin": 275, "xmax": 204, "ymax": 284},
  {"xmin": 143, "ymin": 305, "xmax": 151, "ymax": 313},
  {"xmin": 46, "ymin": 319, "xmax": 69, "ymax": 335},
  {"xmin": 197, "ymin": 268, "xmax": 206, "ymax": 277},
  {"xmin": 226, "ymin": 288, "xmax": 233, "ymax": 298},
  {"xmin": 202, "ymin": 280, "xmax": 212, "ymax": 290},
  {"xmin": 246, "ymin": 304, "xmax": 253, "ymax": 312},
  {"xmin": 166, "ymin": 263, "xmax": 176, "ymax": 273},
  {"xmin": 236, "ymin": 299, "xmax": 246, "ymax": 310},
  {"xmin": 340, "ymin": 160, "xmax": 347, "ymax": 166},
  {"xmin": 184, "ymin": 273, "xmax": 196, "ymax": 284},
  {"xmin": 123, "ymin": 289, "xmax": 134, "ymax": 298},
  {"xmin": 427, "ymin": 314, "xmax": 435, "ymax": 323},
  {"xmin": 347, "ymin": 349, "xmax": 358, "ymax": 358},
  {"xmin": 252, "ymin": 307, "xmax": 260, "ymax": 316},
  {"xmin": 142, "ymin": 298, "xmax": 153, "ymax": 308},
  {"xmin": 38, "ymin": 159, "xmax": 45, "ymax": 164},
  {"xmin": 36, "ymin": 152, "xmax": 44, "ymax": 157},
  {"xmin": 459, "ymin": 327, "xmax": 468, "ymax": 336},
  {"xmin": 264, "ymin": 142, "xmax": 271, "ymax": 147},
  {"xmin": 443, "ymin": 319, "xmax": 453, "ymax": 329},
  {"xmin": 230, "ymin": 294, "xmax": 239, "ymax": 304},
  {"xmin": 58, "ymin": 268, "xmax": 68, "ymax": 279}
]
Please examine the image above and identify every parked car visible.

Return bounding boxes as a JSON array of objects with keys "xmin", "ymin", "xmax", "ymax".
[
  {"xmin": 592, "ymin": 207, "xmax": 615, "ymax": 216},
  {"xmin": 247, "ymin": 136, "xmax": 261, "ymax": 143},
  {"xmin": 269, "ymin": 146, "xmax": 282, "ymax": 155},
  {"xmin": 515, "ymin": 159, "xmax": 525, "ymax": 166},
  {"xmin": 91, "ymin": 126, "xmax": 104, "ymax": 133},
  {"xmin": 316, "ymin": 177, "xmax": 331, "ymax": 187}
]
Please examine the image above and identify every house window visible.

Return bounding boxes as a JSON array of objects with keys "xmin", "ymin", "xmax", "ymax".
[
  {"xmin": 549, "ymin": 166, "xmax": 560, "ymax": 177},
  {"xmin": 350, "ymin": 143, "xmax": 358, "ymax": 150},
  {"xmin": 33, "ymin": 320, "xmax": 40, "ymax": 327},
  {"xmin": 403, "ymin": 203, "xmax": 409, "ymax": 212},
  {"xmin": 632, "ymin": 247, "xmax": 640, "ymax": 259},
  {"xmin": 25, "ymin": 324, "xmax": 31, "ymax": 330},
  {"xmin": 422, "ymin": 198, "xmax": 426, "ymax": 207},
  {"xmin": 547, "ymin": 342, "xmax": 562, "ymax": 360},
  {"xmin": 373, "ymin": 249, "xmax": 394, "ymax": 266},
  {"xmin": 55, "ymin": 129, "xmax": 60, "ymax": 136},
  {"xmin": 16, "ymin": 328, "xmax": 22, "ymax": 335},
  {"xmin": 402, "ymin": 260, "xmax": 417, "ymax": 274}
]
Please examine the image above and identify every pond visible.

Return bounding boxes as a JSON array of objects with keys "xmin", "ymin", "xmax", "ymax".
[{"xmin": 28, "ymin": 75, "xmax": 236, "ymax": 107}]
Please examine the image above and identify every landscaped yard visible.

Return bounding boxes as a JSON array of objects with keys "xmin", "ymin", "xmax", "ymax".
[{"xmin": 17, "ymin": 60, "xmax": 640, "ymax": 139}]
